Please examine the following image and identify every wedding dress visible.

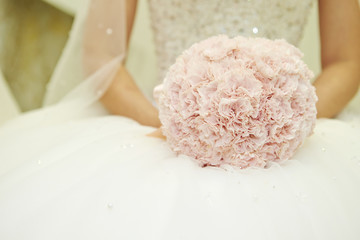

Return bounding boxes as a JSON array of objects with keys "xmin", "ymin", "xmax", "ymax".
[{"xmin": 0, "ymin": 0, "xmax": 360, "ymax": 239}]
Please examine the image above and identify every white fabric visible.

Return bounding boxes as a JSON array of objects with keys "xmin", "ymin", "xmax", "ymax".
[
  {"xmin": 0, "ymin": 69, "xmax": 20, "ymax": 125},
  {"xmin": 0, "ymin": 0, "xmax": 360, "ymax": 239},
  {"xmin": 0, "ymin": 116, "xmax": 359, "ymax": 239},
  {"xmin": 43, "ymin": 0, "xmax": 127, "ymax": 106},
  {"xmin": 42, "ymin": 0, "xmax": 83, "ymax": 16},
  {"xmin": 43, "ymin": 0, "xmax": 91, "ymax": 106}
]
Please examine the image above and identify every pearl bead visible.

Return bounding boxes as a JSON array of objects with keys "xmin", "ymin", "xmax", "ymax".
[{"xmin": 106, "ymin": 28, "xmax": 113, "ymax": 35}]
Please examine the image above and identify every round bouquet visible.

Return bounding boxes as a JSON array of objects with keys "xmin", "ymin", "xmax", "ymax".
[{"xmin": 154, "ymin": 35, "xmax": 317, "ymax": 168}]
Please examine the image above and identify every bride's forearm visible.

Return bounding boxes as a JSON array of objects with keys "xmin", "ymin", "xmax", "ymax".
[
  {"xmin": 316, "ymin": 0, "xmax": 360, "ymax": 118},
  {"xmin": 100, "ymin": 64, "xmax": 161, "ymax": 128},
  {"xmin": 313, "ymin": 60, "xmax": 360, "ymax": 118}
]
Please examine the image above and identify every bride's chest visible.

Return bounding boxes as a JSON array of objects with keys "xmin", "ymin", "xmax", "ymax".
[{"xmin": 148, "ymin": 0, "xmax": 314, "ymax": 46}]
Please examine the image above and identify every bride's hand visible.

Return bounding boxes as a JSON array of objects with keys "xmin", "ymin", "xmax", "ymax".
[{"xmin": 147, "ymin": 128, "xmax": 166, "ymax": 140}]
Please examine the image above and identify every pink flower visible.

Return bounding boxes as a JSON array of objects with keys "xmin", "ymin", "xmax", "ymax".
[{"xmin": 154, "ymin": 35, "xmax": 317, "ymax": 169}]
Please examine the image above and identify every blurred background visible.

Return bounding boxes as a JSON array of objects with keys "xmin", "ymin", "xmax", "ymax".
[{"xmin": 0, "ymin": 0, "xmax": 322, "ymax": 124}]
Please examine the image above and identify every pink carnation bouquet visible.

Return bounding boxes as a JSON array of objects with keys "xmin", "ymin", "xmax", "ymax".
[{"xmin": 154, "ymin": 35, "xmax": 317, "ymax": 169}]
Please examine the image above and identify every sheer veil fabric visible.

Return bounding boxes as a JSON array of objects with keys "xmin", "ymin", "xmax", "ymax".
[
  {"xmin": 0, "ymin": 0, "xmax": 128, "ymax": 138},
  {"xmin": 43, "ymin": 0, "xmax": 126, "ymax": 108},
  {"xmin": 0, "ymin": 1, "xmax": 360, "ymax": 239}
]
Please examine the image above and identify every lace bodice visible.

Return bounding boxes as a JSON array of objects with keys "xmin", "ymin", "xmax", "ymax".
[{"xmin": 148, "ymin": 0, "xmax": 314, "ymax": 81}]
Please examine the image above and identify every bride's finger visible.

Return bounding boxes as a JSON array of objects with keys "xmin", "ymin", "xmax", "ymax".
[{"xmin": 146, "ymin": 128, "xmax": 166, "ymax": 140}]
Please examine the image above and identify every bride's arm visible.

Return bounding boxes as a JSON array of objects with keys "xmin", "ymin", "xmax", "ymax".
[
  {"xmin": 101, "ymin": 64, "xmax": 161, "ymax": 127},
  {"xmin": 314, "ymin": 0, "xmax": 360, "ymax": 118},
  {"xmin": 84, "ymin": 0, "xmax": 161, "ymax": 127}
]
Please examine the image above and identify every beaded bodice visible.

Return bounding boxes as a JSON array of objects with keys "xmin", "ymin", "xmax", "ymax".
[{"xmin": 148, "ymin": 0, "xmax": 313, "ymax": 81}]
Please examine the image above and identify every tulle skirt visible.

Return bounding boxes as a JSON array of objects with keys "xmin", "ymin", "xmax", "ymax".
[{"xmin": 0, "ymin": 101, "xmax": 359, "ymax": 239}]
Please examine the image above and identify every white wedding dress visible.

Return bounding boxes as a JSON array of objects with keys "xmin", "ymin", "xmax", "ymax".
[{"xmin": 1, "ymin": 0, "xmax": 360, "ymax": 239}]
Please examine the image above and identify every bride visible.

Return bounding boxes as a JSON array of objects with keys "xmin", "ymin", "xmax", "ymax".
[{"xmin": 0, "ymin": 0, "xmax": 360, "ymax": 239}]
